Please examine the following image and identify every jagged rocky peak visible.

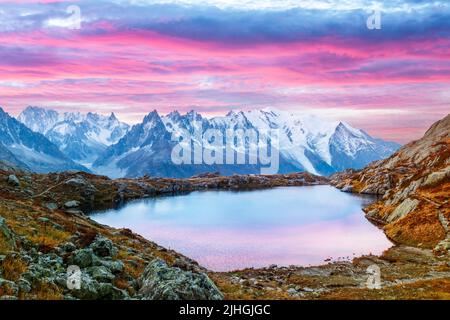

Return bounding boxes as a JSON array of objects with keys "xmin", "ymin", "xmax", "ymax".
[
  {"xmin": 109, "ymin": 112, "xmax": 118, "ymax": 121},
  {"xmin": 143, "ymin": 110, "xmax": 162, "ymax": 123},
  {"xmin": 16, "ymin": 106, "xmax": 130, "ymax": 165},
  {"xmin": 185, "ymin": 109, "xmax": 203, "ymax": 122},
  {"xmin": 94, "ymin": 107, "xmax": 400, "ymax": 178},
  {"xmin": 331, "ymin": 113, "xmax": 449, "ymax": 249},
  {"xmin": 0, "ymin": 106, "xmax": 87, "ymax": 173}
]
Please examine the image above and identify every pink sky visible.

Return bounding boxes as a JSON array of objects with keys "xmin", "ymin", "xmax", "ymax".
[{"xmin": 0, "ymin": 1, "xmax": 449, "ymax": 143}]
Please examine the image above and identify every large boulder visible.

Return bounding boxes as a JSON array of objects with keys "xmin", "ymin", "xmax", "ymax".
[
  {"xmin": 6, "ymin": 175, "xmax": 20, "ymax": 187},
  {"xmin": 87, "ymin": 266, "xmax": 115, "ymax": 282},
  {"xmin": 70, "ymin": 248, "xmax": 97, "ymax": 268},
  {"xmin": 89, "ymin": 235, "xmax": 118, "ymax": 257},
  {"xmin": 138, "ymin": 259, "xmax": 223, "ymax": 300},
  {"xmin": 64, "ymin": 200, "xmax": 81, "ymax": 209},
  {"xmin": 65, "ymin": 176, "xmax": 98, "ymax": 195}
]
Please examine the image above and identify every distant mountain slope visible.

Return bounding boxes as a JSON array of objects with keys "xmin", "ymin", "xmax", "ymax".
[
  {"xmin": 94, "ymin": 108, "xmax": 400, "ymax": 178},
  {"xmin": 18, "ymin": 106, "xmax": 129, "ymax": 166},
  {"xmin": 0, "ymin": 107, "xmax": 87, "ymax": 173},
  {"xmin": 332, "ymin": 113, "xmax": 449, "ymax": 249}
]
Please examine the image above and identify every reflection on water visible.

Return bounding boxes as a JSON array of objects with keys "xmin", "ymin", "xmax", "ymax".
[{"xmin": 91, "ymin": 186, "xmax": 391, "ymax": 271}]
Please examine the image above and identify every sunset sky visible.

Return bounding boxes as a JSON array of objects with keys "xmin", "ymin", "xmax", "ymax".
[{"xmin": 0, "ymin": 0, "xmax": 449, "ymax": 143}]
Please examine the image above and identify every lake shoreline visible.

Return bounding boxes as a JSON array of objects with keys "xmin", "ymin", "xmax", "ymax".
[
  {"xmin": 1, "ymin": 167, "xmax": 449, "ymax": 299},
  {"xmin": 91, "ymin": 185, "xmax": 391, "ymax": 272}
]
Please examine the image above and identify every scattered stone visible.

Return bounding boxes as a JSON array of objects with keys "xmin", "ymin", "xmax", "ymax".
[
  {"xmin": 89, "ymin": 235, "xmax": 118, "ymax": 257},
  {"xmin": 70, "ymin": 248, "xmax": 97, "ymax": 268},
  {"xmin": 138, "ymin": 259, "xmax": 224, "ymax": 300},
  {"xmin": 37, "ymin": 217, "xmax": 50, "ymax": 224},
  {"xmin": 59, "ymin": 242, "xmax": 77, "ymax": 253},
  {"xmin": 87, "ymin": 266, "xmax": 115, "ymax": 282},
  {"xmin": 341, "ymin": 185, "xmax": 354, "ymax": 193},
  {"xmin": 65, "ymin": 176, "xmax": 98, "ymax": 194},
  {"xmin": 6, "ymin": 174, "xmax": 20, "ymax": 187},
  {"xmin": 287, "ymin": 288, "xmax": 298, "ymax": 296},
  {"xmin": 64, "ymin": 200, "xmax": 81, "ymax": 209},
  {"xmin": 97, "ymin": 259, "xmax": 124, "ymax": 274}
]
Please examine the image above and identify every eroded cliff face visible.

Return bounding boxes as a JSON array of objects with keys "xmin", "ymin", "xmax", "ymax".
[{"xmin": 331, "ymin": 114, "xmax": 450, "ymax": 250}]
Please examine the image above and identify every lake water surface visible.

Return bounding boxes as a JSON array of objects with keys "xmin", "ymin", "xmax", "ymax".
[{"xmin": 91, "ymin": 185, "xmax": 392, "ymax": 271}]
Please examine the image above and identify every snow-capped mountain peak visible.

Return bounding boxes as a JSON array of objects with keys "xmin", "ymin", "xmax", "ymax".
[
  {"xmin": 93, "ymin": 107, "xmax": 400, "ymax": 178},
  {"xmin": 0, "ymin": 106, "xmax": 87, "ymax": 173},
  {"xmin": 18, "ymin": 106, "xmax": 130, "ymax": 166}
]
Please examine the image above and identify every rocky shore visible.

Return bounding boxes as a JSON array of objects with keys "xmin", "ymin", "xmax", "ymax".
[{"xmin": 0, "ymin": 165, "xmax": 327, "ymax": 300}]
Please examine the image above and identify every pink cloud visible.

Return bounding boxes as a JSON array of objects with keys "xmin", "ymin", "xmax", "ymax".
[{"xmin": 1, "ymin": 24, "xmax": 449, "ymax": 142}]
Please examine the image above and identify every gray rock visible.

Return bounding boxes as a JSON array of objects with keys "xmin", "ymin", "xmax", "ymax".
[
  {"xmin": 97, "ymin": 283, "xmax": 129, "ymax": 300},
  {"xmin": 17, "ymin": 278, "xmax": 32, "ymax": 293},
  {"xmin": 66, "ymin": 177, "xmax": 98, "ymax": 194},
  {"xmin": 138, "ymin": 259, "xmax": 223, "ymax": 300},
  {"xmin": 37, "ymin": 217, "xmax": 50, "ymax": 224},
  {"xmin": 70, "ymin": 248, "xmax": 97, "ymax": 268},
  {"xmin": 387, "ymin": 198, "xmax": 419, "ymax": 222},
  {"xmin": 89, "ymin": 235, "xmax": 118, "ymax": 257},
  {"xmin": 98, "ymin": 259, "xmax": 124, "ymax": 274},
  {"xmin": 341, "ymin": 185, "xmax": 354, "ymax": 193},
  {"xmin": 87, "ymin": 266, "xmax": 115, "ymax": 282},
  {"xmin": 287, "ymin": 288, "xmax": 298, "ymax": 296},
  {"xmin": 71, "ymin": 273, "xmax": 99, "ymax": 300},
  {"xmin": 0, "ymin": 216, "xmax": 16, "ymax": 250},
  {"xmin": 64, "ymin": 200, "xmax": 81, "ymax": 209},
  {"xmin": 70, "ymin": 273, "xmax": 128, "ymax": 300},
  {"xmin": 59, "ymin": 242, "xmax": 77, "ymax": 253},
  {"xmin": 6, "ymin": 174, "xmax": 20, "ymax": 186},
  {"xmin": 422, "ymin": 167, "xmax": 450, "ymax": 187}
]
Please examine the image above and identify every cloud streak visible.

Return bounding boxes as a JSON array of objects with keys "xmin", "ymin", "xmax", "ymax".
[{"xmin": 0, "ymin": 0, "xmax": 449, "ymax": 143}]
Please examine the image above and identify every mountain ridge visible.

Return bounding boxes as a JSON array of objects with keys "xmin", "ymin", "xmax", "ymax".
[
  {"xmin": 0, "ymin": 107, "xmax": 88, "ymax": 173},
  {"xmin": 331, "ymin": 113, "xmax": 450, "ymax": 249},
  {"xmin": 18, "ymin": 106, "xmax": 130, "ymax": 166},
  {"xmin": 94, "ymin": 107, "xmax": 400, "ymax": 178}
]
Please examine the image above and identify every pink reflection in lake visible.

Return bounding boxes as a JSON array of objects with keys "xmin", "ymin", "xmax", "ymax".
[{"xmin": 92, "ymin": 186, "xmax": 392, "ymax": 271}]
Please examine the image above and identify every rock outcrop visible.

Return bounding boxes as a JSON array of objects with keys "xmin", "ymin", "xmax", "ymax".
[
  {"xmin": 331, "ymin": 114, "xmax": 450, "ymax": 250},
  {"xmin": 138, "ymin": 259, "xmax": 223, "ymax": 300}
]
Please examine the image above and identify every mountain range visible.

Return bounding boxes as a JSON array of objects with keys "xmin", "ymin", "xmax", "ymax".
[
  {"xmin": 18, "ymin": 106, "xmax": 129, "ymax": 167},
  {"xmin": 6, "ymin": 106, "xmax": 401, "ymax": 178},
  {"xmin": 0, "ymin": 107, "xmax": 87, "ymax": 173}
]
